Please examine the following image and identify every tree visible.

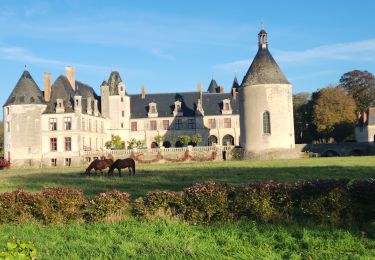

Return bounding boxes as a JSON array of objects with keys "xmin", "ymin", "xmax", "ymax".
[
  {"xmin": 339, "ymin": 70, "xmax": 375, "ymax": 112},
  {"xmin": 105, "ymin": 135, "xmax": 124, "ymax": 149},
  {"xmin": 312, "ymin": 87, "xmax": 357, "ymax": 142},
  {"xmin": 178, "ymin": 135, "xmax": 191, "ymax": 146},
  {"xmin": 293, "ymin": 93, "xmax": 316, "ymax": 143},
  {"xmin": 154, "ymin": 135, "xmax": 163, "ymax": 146},
  {"xmin": 191, "ymin": 134, "xmax": 202, "ymax": 146}
]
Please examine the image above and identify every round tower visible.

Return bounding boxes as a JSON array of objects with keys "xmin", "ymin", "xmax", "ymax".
[{"xmin": 239, "ymin": 29, "xmax": 295, "ymax": 152}]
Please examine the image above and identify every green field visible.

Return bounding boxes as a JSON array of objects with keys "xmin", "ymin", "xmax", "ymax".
[
  {"xmin": 1, "ymin": 157, "xmax": 375, "ymax": 259},
  {"xmin": 1, "ymin": 157, "xmax": 375, "ymax": 198}
]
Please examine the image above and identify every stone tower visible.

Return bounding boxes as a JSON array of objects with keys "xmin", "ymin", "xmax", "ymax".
[
  {"xmin": 239, "ymin": 29, "xmax": 295, "ymax": 152},
  {"xmin": 3, "ymin": 70, "xmax": 47, "ymax": 166},
  {"xmin": 100, "ymin": 71, "xmax": 131, "ymax": 146}
]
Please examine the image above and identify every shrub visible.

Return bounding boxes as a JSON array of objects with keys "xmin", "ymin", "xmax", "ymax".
[
  {"xmin": 230, "ymin": 181, "xmax": 294, "ymax": 223},
  {"xmin": 0, "ymin": 190, "xmax": 38, "ymax": 223},
  {"xmin": 132, "ymin": 191, "xmax": 185, "ymax": 220},
  {"xmin": 35, "ymin": 187, "xmax": 86, "ymax": 224},
  {"xmin": 349, "ymin": 179, "xmax": 375, "ymax": 222},
  {"xmin": 85, "ymin": 190, "xmax": 130, "ymax": 222},
  {"xmin": 0, "ymin": 240, "xmax": 37, "ymax": 260},
  {"xmin": 184, "ymin": 182, "xmax": 231, "ymax": 223},
  {"xmin": 296, "ymin": 179, "xmax": 351, "ymax": 225}
]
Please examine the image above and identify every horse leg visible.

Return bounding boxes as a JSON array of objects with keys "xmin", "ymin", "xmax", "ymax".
[
  {"xmin": 118, "ymin": 168, "xmax": 121, "ymax": 177},
  {"xmin": 132, "ymin": 164, "xmax": 136, "ymax": 176},
  {"xmin": 128, "ymin": 166, "xmax": 131, "ymax": 176}
]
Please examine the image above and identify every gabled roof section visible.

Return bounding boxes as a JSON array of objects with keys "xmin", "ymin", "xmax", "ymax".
[
  {"xmin": 44, "ymin": 75, "xmax": 75, "ymax": 113},
  {"xmin": 129, "ymin": 91, "xmax": 239, "ymax": 119},
  {"xmin": 108, "ymin": 71, "xmax": 122, "ymax": 95},
  {"xmin": 4, "ymin": 70, "xmax": 45, "ymax": 106},
  {"xmin": 207, "ymin": 79, "xmax": 219, "ymax": 93}
]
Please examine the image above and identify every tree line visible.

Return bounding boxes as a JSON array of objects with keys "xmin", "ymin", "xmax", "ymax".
[{"xmin": 294, "ymin": 70, "xmax": 375, "ymax": 143}]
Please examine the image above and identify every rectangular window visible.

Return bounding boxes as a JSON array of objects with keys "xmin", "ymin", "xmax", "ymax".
[
  {"xmin": 122, "ymin": 111, "xmax": 125, "ymax": 117},
  {"xmin": 224, "ymin": 118, "xmax": 231, "ymax": 128},
  {"xmin": 64, "ymin": 117, "xmax": 72, "ymax": 130},
  {"xmin": 175, "ymin": 119, "xmax": 182, "ymax": 130},
  {"xmin": 50, "ymin": 138, "xmax": 57, "ymax": 152},
  {"xmin": 65, "ymin": 158, "xmax": 71, "ymax": 167},
  {"xmin": 208, "ymin": 119, "xmax": 216, "ymax": 129},
  {"xmin": 49, "ymin": 118, "xmax": 57, "ymax": 131},
  {"xmin": 121, "ymin": 97, "xmax": 124, "ymax": 102},
  {"xmin": 6, "ymin": 122, "xmax": 10, "ymax": 132},
  {"xmin": 150, "ymin": 106, "xmax": 156, "ymax": 113},
  {"xmin": 81, "ymin": 118, "xmax": 86, "ymax": 131},
  {"xmin": 131, "ymin": 122, "xmax": 137, "ymax": 131},
  {"xmin": 65, "ymin": 137, "xmax": 72, "ymax": 151},
  {"xmin": 51, "ymin": 158, "xmax": 57, "ymax": 167},
  {"xmin": 121, "ymin": 123, "xmax": 124, "ymax": 128},
  {"xmin": 150, "ymin": 120, "xmax": 157, "ymax": 130},
  {"xmin": 88, "ymin": 119, "xmax": 92, "ymax": 131},
  {"xmin": 162, "ymin": 120, "xmax": 169, "ymax": 130},
  {"xmin": 6, "ymin": 107, "xmax": 9, "ymax": 115},
  {"xmin": 188, "ymin": 119, "xmax": 196, "ymax": 129}
]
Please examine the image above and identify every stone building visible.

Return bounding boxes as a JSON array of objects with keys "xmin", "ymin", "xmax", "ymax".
[
  {"xmin": 3, "ymin": 29, "xmax": 294, "ymax": 167},
  {"xmin": 355, "ymin": 108, "xmax": 375, "ymax": 143},
  {"xmin": 239, "ymin": 29, "xmax": 295, "ymax": 152}
]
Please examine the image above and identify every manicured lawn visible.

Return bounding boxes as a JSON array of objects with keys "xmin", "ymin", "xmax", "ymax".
[
  {"xmin": 1, "ymin": 157, "xmax": 375, "ymax": 258},
  {"xmin": 0, "ymin": 220, "xmax": 374, "ymax": 259},
  {"xmin": 1, "ymin": 156, "xmax": 375, "ymax": 198}
]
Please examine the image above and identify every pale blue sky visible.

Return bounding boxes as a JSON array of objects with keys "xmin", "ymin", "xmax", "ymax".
[{"xmin": 1, "ymin": 0, "xmax": 375, "ymax": 114}]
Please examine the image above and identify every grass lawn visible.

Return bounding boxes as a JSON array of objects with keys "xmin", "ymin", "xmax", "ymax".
[
  {"xmin": 1, "ymin": 157, "xmax": 375, "ymax": 258},
  {"xmin": 0, "ymin": 220, "xmax": 374, "ymax": 259},
  {"xmin": 1, "ymin": 156, "xmax": 375, "ymax": 198}
]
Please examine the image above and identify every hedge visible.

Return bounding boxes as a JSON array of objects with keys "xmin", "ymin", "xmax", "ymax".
[{"xmin": 0, "ymin": 179, "xmax": 374, "ymax": 225}]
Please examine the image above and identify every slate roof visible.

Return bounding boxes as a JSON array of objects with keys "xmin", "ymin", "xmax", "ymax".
[
  {"xmin": 108, "ymin": 71, "xmax": 122, "ymax": 95},
  {"xmin": 129, "ymin": 91, "xmax": 239, "ymax": 119},
  {"xmin": 207, "ymin": 79, "xmax": 219, "ymax": 93},
  {"xmin": 241, "ymin": 33, "xmax": 289, "ymax": 87},
  {"xmin": 4, "ymin": 70, "xmax": 45, "ymax": 106},
  {"xmin": 44, "ymin": 75, "xmax": 100, "ymax": 114},
  {"xmin": 231, "ymin": 76, "xmax": 240, "ymax": 89}
]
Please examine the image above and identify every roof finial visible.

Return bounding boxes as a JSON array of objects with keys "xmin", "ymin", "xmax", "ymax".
[
  {"xmin": 24, "ymin": 65, "xmax": 28, "ymax": 71},
  {"xmin": 212, "ymin": 71, "xmax": 214, "ymax": 80},
  {"xmin": 260, "ymin": 20, "xmax": 265, "ymax": 30}
]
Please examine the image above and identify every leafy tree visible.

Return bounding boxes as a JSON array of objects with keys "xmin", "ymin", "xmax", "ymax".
[
  {"xmin": 179, "ymin": 135, "xmax": 191, "ymax": 146},
  {"xmin": 105, "ymin": 135, "xmax": 124, "ymax": 149},
  {"xmin": 191, "ymin": 134, "xmax": 202, "ymax": 146},
  {"xmin": 339, "ymin": 70, "xmax": 375, "ymax": 112},
  {"xmin": 312, "ymin": 87, "xmax": 357, "ymax": 142},
  {"xmin": 154, "ymin": 135, "xmax": 163, "ymax": 146},
  {"xmin": 293, "ymin": 93, "xmax": 316, "ymax": 143}
]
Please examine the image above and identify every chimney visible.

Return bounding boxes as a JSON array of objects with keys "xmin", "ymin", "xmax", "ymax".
[
  {"xmin": 87, "ymin": 97, "xmax": 92, "ymax": 115},
  {"xmin": 219, "ymin": 86, "xmax": 224, "ymax": 93},
  {"xmin": 141, "ymin": 85, "xmax": 146, "ymax": 99},
  {"xmin": 65, "ymin": 66, "xmax": 76, "ymax": 90},
  {"xmin": 231, "ymin": 88, "xmax": 237, "ymax": 100},
  {"xmin": 94, "ymin": 99, "xmax": 99, "ymax": 116},
  {"xmin": 44, "ymin": 72, "xmax": 51, "ymax": 102}
]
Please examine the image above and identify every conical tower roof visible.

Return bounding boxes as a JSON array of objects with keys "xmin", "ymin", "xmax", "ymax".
[
  {"xmin": 207, "ymin": 79, "xmax": 218, "ymax": 93},
  {"xmin": 4, "ymin": 70, "xmax": 45, "ymax": 106},
  {"xmin": 241, "ymin": 30, "xmax": 289, "ymax": 87},
  {"xmin": 108, "ymin": 71, "xmax": 123, "ymax": 95},
  {"xmin": 231, "ymin": 76, "xmax": 240, "ymax": 89}
]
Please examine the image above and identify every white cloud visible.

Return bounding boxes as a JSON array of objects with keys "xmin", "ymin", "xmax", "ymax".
[{"xmin": 213, "ymin": 39, "xmax": 375, "ymax": 73}]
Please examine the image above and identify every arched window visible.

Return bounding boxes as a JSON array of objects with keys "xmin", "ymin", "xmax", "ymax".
[
  {"xmin": 222, "ymin": 135, "xmax": 234, "ymax": 146},
  {"xmin": 208, "ymin": 135, "xmax": 218, "ymax": 146},
  {"xmin": 263, "ymin": 111, "xmax": 271, "ymax": 134}
]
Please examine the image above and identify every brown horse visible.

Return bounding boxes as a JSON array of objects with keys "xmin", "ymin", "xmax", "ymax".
[
  {"xmin": 85, "ymin": 159, "xmax": 114, "ymax": 176},
  {"xmin": 108, "ymin": 158, "xmax": 135, "ymax": 177}
]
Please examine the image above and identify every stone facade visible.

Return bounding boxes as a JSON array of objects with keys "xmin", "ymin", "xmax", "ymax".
[{"xmin": 3, "ymin": 29, "xmax": 295, "ymax": 167}]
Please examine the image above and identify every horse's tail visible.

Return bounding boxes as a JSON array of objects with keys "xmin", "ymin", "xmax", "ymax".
[{"xmin": 132, "ymin": 160, "xmax": 136, "ymax": 175}]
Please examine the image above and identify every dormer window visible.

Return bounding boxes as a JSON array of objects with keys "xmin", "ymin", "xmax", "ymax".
[
  {"xmin": 148, "ymin": 102, "xmax": 158, "ymax": 118},
  {"xmin": 173, "ymin": 100, "xmax": 183, "ymax": 116},
  {"xmin": 221, "ymin": 99, "xmax": 232, "ymax": 115},
  {"xmin": 56, "ymin": 99, "xmax": 65, "ymax": 113}
]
